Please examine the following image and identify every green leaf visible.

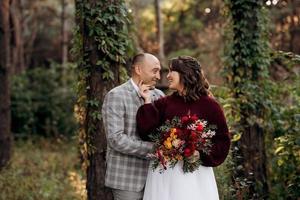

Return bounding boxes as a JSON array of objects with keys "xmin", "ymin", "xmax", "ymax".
[{"xmin": 275, "ymin": 146, "xmax": 284, "ymax": 154}]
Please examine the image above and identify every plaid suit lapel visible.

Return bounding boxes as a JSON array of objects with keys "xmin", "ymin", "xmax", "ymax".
[{"xmin": 125, "ymin": 80, "xmax": 144, "ymax": 106}]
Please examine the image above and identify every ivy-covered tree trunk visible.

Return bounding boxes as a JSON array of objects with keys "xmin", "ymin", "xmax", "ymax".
[
  {"xmin": 74, "ymin": 0, "xmax": 130, "ymax": 199},
  {"xmin": 225, "ymin": 1, "xmax": 270, "ymax": 199},
  {"xmin": 0, "ymin": 0, "xmax": 12, "ymax": 169}
]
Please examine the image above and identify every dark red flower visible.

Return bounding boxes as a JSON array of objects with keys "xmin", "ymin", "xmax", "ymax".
[
  {"xmin": 190, "ymin": 131, "xmax": 198, "ymax": 140},
  {"xmin": 181, "ymin": 116, "xmax": 189, "ymax": 124},
  {"xmin": 191, "ymin": 114, "xmax": 198, "ymax": 121},
  {"xmin": 189, "ymin": 143, "xmax": 196, "ymax": 152}
]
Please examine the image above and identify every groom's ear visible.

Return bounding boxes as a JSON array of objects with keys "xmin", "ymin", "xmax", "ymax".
[{"xmin": 134, "ymin": 64, "xmax": 142, "ymax": 75}]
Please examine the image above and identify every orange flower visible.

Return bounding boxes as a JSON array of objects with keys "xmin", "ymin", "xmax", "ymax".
[
  {"xmin": 175, "ymin": 154, "xmax": 183, "ymax": 160},
  {"xmin": 164, "ymin": 139, "xmax": 172, "ymax": 149}
]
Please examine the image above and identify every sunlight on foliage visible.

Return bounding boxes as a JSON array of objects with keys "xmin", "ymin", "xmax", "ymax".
[{"xmin": 68, "ymin": 171, "xmax": 87, "ymax": 200}]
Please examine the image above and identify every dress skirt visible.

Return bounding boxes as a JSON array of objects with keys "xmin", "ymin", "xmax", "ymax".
[{"xmin": 143, "ymin": 162, "xmax": 219, "ymax": 200}]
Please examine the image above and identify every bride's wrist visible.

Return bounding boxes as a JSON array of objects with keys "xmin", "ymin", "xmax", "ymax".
[{"xmin": 144, "ymin": 98, "xmax": 151, "ymax": 104}]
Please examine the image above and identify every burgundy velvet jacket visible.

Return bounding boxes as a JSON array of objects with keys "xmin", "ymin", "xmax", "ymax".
[{"xmin": 136, "ymin": 93, "xmax": 231, "ymax": 167}]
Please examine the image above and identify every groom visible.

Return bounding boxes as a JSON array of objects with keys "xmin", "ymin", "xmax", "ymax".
[{"xmin": 102, "ymin": 53, "xmax": 164, "ymax": 200}]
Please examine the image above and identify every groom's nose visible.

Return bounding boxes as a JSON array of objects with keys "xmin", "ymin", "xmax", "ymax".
[{"xmin": 156, "ymin": 72, "xmax": 161, "ymax": 80}]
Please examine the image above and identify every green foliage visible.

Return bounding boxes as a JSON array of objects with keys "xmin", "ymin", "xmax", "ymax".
[
  {"xmin": 224, "ymin": 1, "xmax": 270, "ymax": 83},
  {"xmin": 11, "ymin": 63, "xmax": 77, "ymax": 137},
  {"xmin": 212, "ymin": 69, "xmax": 300, "ymax": 199},
  {"xmin": 212, "ymin": 86, "xmax": 237, "ymax": 199},
  {"xmin": 266, "ymin": 52, "xmax": 300, "ymax": 199},
  {"xmin": 78, "ymin": 1, "xmax": 133, "ymax": 79},
  {"xmin": 167, "ymin": 48, "xmax": 199, "ymax": 60},
  {"xmin": 0, "ymin": 138, "xmax": 85, "ymax": 200},
  {"xmin": 214, "ymin": 153, "xmax": 233, "ymax": 200}
]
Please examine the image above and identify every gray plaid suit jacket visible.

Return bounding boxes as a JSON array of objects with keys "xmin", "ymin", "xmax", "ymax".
[{"xmin": 102, "ymin": 80, "xmax": 164, "ymax": 192}]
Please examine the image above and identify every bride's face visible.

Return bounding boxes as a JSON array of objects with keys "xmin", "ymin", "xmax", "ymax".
[{"xmin": 166, "ymin": 69, "xmax": 184, "ymax": 92}]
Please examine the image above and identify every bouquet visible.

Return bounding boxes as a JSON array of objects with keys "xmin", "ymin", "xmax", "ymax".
[{"xmin": 148, "ymin": 114, "xmax": 216, "ymax": 173}]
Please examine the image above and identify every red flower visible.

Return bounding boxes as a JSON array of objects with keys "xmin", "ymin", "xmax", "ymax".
[
  {"xmin": 189, "ymin": 143, "xmax": 196, "ymax": 152},
  {"xmin": 190, "ymin": 131, "xmax": 198, "ymax": 140},
  {"xmin": 176, "ymin": 129, "xmax": 187, "ymax": 140},
  {"xmin": 191, "ymin": 114, "xmax": 198, "ymax": 121},
  {"xmin": 184, "ymin": 148, "xmax": 193, "ymax": 157},
  {"xmin": 181, "ymin": 116, "xmax": 189, "ymax": 124},
  {"xmin": 196, "ymin": 124, "xmax": 204, "ymax": 132}
]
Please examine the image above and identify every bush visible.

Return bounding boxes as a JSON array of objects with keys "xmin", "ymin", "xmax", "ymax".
[
  {"xmin": 267, "ymin": 78, "xmax": 300, "ymax": 199},
  {"xmin": 11, "ymin": 63, "xmax": 77, "ymax": 137}
]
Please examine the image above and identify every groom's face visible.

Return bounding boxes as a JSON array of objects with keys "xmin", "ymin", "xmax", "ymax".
[{"xmin": 139, "ymin": 56, "xmax": 161, "ymax": 87}]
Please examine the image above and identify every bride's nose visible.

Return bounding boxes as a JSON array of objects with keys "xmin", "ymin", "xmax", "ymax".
[{"xmin": 166, "ymin": 72, "xmax": 171, "ymax": 79}]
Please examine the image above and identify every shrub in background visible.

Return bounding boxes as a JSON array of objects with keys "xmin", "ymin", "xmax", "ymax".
[{"xmin": 11, "ymin": 63, "xmax": 77, "ymax": 137}]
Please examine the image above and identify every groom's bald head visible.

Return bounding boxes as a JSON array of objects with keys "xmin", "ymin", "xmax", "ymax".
[{"xmin": 131, "ymin": 53, "xmax": 158, "ymax": 68}]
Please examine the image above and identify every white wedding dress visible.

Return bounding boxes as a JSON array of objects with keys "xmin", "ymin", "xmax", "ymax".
[{"xmin": 143, "ymin": 161, "xmax": 219, "ymax": 200}]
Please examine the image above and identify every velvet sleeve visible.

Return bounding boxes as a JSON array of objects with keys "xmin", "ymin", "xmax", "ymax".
[
  {"xmin": 200, "ymin": 99, "xmax": 231, "ymax": 167},
  {"xmin": 136, "ymin": 97, "xmax": 167, "ymax": 141}
]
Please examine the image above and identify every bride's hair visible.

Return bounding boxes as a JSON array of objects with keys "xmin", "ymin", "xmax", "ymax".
[{"xmin": 169, "ymin": 56, "xmax": 212, "ymax": 101}]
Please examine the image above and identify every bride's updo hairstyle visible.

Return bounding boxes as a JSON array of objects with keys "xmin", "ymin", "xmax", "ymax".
[{"xmin": 169, "ymin": 56, "xmax": 211, "ymax": 101}]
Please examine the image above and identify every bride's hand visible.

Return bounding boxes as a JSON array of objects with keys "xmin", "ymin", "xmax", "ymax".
[{"xmin": 138, "ymin": 81, "xmax": 152, "ymax": 104}]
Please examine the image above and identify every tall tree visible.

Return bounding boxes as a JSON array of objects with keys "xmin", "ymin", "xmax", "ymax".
[
  {"xmin": 0, "ymin": 0, "xmax": 13, "ymax": 169},
  {"xmin": 61, "ymin": 0, "xmax": 68, "ymax": 68},
  {"xmin": 154, "ymin": 0, "xmax": 165, "ymax": 62},
  {"xmin": 225, "ymin": 0, "xmax": 270, "ymax": 198},
  {"xmin": 10, "ymin": 0, "xmax": 25, "ymax": 74},
  {"xmin": 290, "ymin": 0, "xmax": 300, "ymax": 54},
  {"xmin": 61, "ymin": 0, "xmax": 68, "ymax": 89},
  {"xmin": 74, "ymin": 0, "xmax": 131, "ymax": 199}
]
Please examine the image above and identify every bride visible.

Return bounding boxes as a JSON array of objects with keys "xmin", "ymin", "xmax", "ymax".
[{"xmin": 137, "ymin": 56, "xmax": 230, "ymax": 200}]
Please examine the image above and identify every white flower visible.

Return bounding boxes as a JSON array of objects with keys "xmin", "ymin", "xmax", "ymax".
[
  {"xmin": 187, "ymin": 150, "xmax": 200, "ymax": 163},
  {"xmin": 202, "ymin": 130, "xmax": 215, "ymax": 138},
  {"xmin": 172, "ymin": 139, "xmax": 183, "ymax": 148}
]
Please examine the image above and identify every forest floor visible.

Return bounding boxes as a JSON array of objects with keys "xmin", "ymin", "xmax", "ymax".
[
  {"xmin": 0, "ymin": 137, "xmax": 231, "ymax": 200},
  {"xmin": 0, "ymin": 137, "xmax": 86, "ymax": 200}
]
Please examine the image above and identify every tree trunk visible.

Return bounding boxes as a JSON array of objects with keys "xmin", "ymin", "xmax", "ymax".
[
  {"xmin": 0, "ymin": 0, "xmax": 13, "ymax": 169},
  {"xmin": 131, "ymin": 1, "xmax": 143, "ymax": 53},
  {"xmin": 85, "ymin": 66, "xmax": 116, "ymax": 200},
  {"xmin": 61, "ymin": 0, "xmax": 68, "ymax": 87},
  {"xmin": 234, "ymin": 122, "xmax": 268, "ymax": 199},
  {"xmin": 10, "ymin": 0, "xmax": 25, "ymax": 74},
  {"xmin": 290, "ymin": 0, "xmax": 300, "ymax": 54},
  {"xmin": 154, "ymin": 0, "xmax": 165, "ymax": 63}
]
